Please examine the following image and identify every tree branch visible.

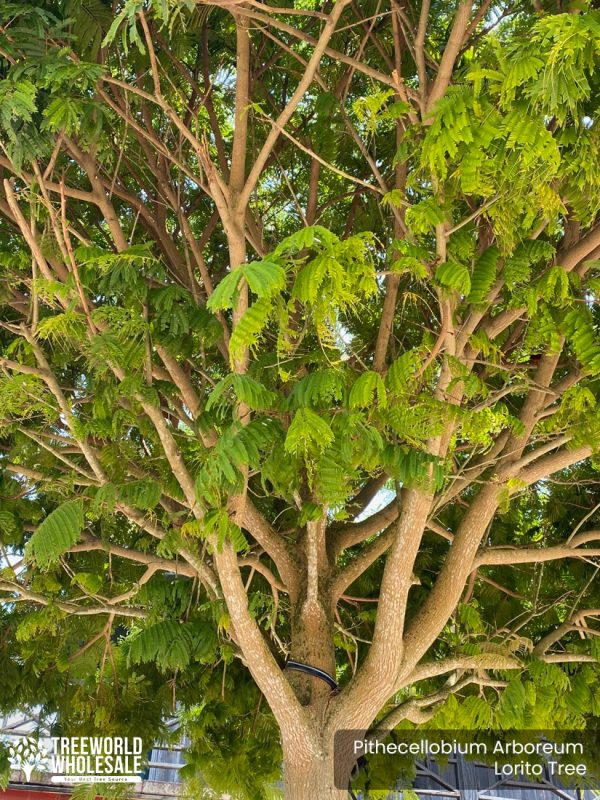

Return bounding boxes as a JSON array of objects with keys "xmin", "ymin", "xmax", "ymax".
[
  {"xmin": 333, "ymin": 497, "xmax": 398, "ymax": 553},
  {"xmin": 211, "ymin": 540, "xmax": 313, "ymax": 742},
  {"xmin": 0, "ymin": 580, "xmax": 146, "ymax": 618},
  {"xmin": 518, "ymin": 445, "xmax": 592, "ymax": 487},
  {"xmin": 68, "ymin": 537, "xmax": 197, "ymax": 578},
  {"xmin": 425, "ymin": 0, "xmax": 473, "ymax": 112},
  {"xmin": 334, "ymin": 491, "xmax": 432, "ymax": 732},
  {"xmin": 533, "ymin": 608, "xmax": 600, "ymax": 656},
  {"xmin": 240, "ymin": 0, "xmax": 352, "ymax": 208},
  {"xmin": 475, "ymin": 537, "xmax": 600, "ymax": 568},
  {"xmin": 242, "ymin": 500, "xmax": 299, "ymax": 597}
]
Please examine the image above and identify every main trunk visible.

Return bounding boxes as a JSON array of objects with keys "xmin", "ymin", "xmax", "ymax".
[
  {"xmin": 281, "ymin": 721, "xmax": 358, "ymax": 800},
  {"xmin": 282, "ymin": 749, "xmax": 350, "ymax": 800}
]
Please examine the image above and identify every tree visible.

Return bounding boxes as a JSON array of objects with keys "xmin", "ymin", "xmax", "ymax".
[{"xmin": 1, "ymin": 0, "xmax": 600, "ymax": 797}]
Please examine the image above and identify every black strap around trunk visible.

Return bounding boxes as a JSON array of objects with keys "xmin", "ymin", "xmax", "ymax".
[{"xmin": 283, "ymin": 658, "xmax": 339, "ymax": 693}]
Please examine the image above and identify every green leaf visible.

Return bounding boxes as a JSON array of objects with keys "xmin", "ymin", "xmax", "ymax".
[
  {"xmin": 118, "ymin": 479, "xmax": 162, "ymax": 510},
  {"xmin": 468, "ymin": 246, "xmax": 499, "ymax": 304},
  {"xmin": 504, "ymin": 240, "xmax": 555, "ymax": 289},
  {"xmin": 381, "ymin": 189, "xmax": 405, "ymax": 208},
  {"xmin": 292, "ymin": 253, "xmax": 332, "ymax": 304},
  {"xmin": 386, "ymin": 348, "xmax": 422, "ymax": 394},
  {"xmin": 288, "ymin": 369, "xmax": 345, "ymax": 409},
  {"xmin": 207, "ymin": 270, "xmax": 243, "ymax": 311},
  {"xmin": 284, "ymin": 408, "xmax": 334, "ymax": 456},
  {"xmin": 406, "ymin": 198, "xmax": 445, "ymax": 234},
  {"xmin": 71, "ymin": 571, "xmax": 102, "ymax": 594},
  {"xmin": 349, "ymin": 370, "xmax": 387, "ymax": 409},
  {"xmin": 563, "ymin": 306, "xmax": 600, "ymax": 373},
  {"xmin": 273, "ymin": 225, "xmax": 338, "ymax": 257},
  {"xmin": 242, "ymin": 260, "xmax": 286, "ymax": 298},
  {"xmin": 495, "ymin": 677, "xmax": 528, "ymax": 728},
  {"xmin": 207, "ymin": 374, "xmax": 277, "ymax": 412},
  {"xmin": 537, "ymin": 265, "xmax": 570, "ymax": 304},
  {"xmin": 26, "ymin": 500, "xmax": 85, "ymax": 566},
  {"xmin": 127, "ymin": 619, "xmax": 217, "ymax": 671},
  {"xmin": 435, "ymin": 260, "xmax": 471, "ymax": 295},
  {"xmin": 229, "ymin": 296, "xmax": 273, "ymax": 363},
  {"xmin": 204, "ymin": 508, "xmax": 248, "ymax": 554},
  {"xmin": 458, "ymin": 602, "xmax": 485, "ymax": 633},
  {"xmin": 42, "ymin": 97, "xmax": 82, "ymax": 134}
]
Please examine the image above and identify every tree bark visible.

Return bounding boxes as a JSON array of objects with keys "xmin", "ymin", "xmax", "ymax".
[
  {"xmin": 282, "ymin": 742, "xmax": 351, "ymax": 800},
  {"xmin": 289, "ymin": 587, "xmax": 336, "ymax": 707}
]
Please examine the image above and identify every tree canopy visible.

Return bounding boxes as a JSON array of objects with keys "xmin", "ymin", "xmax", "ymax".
[{"xmin": 1, "ymin": 0, "xmax": 600, "ymax": 797}]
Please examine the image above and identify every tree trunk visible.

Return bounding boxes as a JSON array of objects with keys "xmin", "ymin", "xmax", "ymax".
[
  {"xmin": 289, "ymin": 590, "xmax": 336, "ymax": 707},
  {"xmin": 283, "ymin": 750, "xmax": 350, "ymax": 800},
  {"xmin": 281, "ymin": 725, "xmax": 357, "ymax": 800}
]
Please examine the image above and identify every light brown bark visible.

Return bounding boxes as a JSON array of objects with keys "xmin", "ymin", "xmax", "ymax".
[{"xmin": 282, "ymin": 739, "xmax": 351, "ymax": 800}]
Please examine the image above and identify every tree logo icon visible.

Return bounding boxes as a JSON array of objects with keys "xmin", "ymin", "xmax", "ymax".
[{"xmin": 7, "ymin": 737, "xmax": 49, "ymax": 781}]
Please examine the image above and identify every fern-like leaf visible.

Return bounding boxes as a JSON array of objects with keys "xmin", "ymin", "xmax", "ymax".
[
  {"xmin": 435, "ymin": 260, "xmax": 471, "ymax": 295},
  {"xmin": 386, "ymin": 348, "xmax": 422, "ymax": 394},
  {"xmin": 284, "ymin": 408, "xmax": 334, "ymax": 456},
  {"xmin": 229, "ymin": 296, "xmax": 272, "ymax": 363},
  {"xmin": 349, "ymin": 370, "xmax": 387, "ymax": 409},
  {"xmin": 26, "ymin": 500, "xmax": 85, "ymax": 566},
  {"xmin": 468, "ymin": 246, "xmax": 499, "ymax": 305}
]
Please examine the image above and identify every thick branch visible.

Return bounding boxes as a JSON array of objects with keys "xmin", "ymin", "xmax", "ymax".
[
  {"xmin": 242, "ymin": 500, "xmax": 299, "ymax": 597},
  {"xmin": 211, "ymin": 540, "xmax": 314, "ymax": 746},
  {"xmin": 333, "ymin": 491, "xmax": 432, "ymax": 732},
  {"xmin": 533, "ymin": 608, "xmax": 600, "ymax": 656},
  {"xmin": 332, "ymin": 526, "xmax": 397, "ymax": 600},
  {"xmin": 333, "ymin": 497, "xmax": 398, "ymax": 553},
  {"xmin": 518, "ymin": 445, "xmax": 592, "ymax": 487},
  {"xmin": 68, "ymin": 538, "xmax": 196, "ymax": 578},
  {"xmin": 425, "ymin": 0, "xmax": 473, "ymax": 112},
  {"xmin": 377, "ymin": 674, "xmax": 508, "ymax": 732},
  {"xmin": 475, "ymin": 537, "xmax": 600, "ymax": 568}
]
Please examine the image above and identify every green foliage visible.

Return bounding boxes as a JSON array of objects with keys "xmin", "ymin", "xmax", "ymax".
[
  {"xmin": 383, "ymin": 445, "xmax": 445, "ymax": 491},
  {"xmin": 228, "ymin": 296, "xmax": 274, "ymax": 363},
  {"xmin": 494, "ymin": 677, "xmax": 528, "ymax": 729},
  {"xmin": 36, "ymin": 309, "xmax": 87, "ymax": 344},
  {"xmin": 386, "ymin": 349, "xmax": 422, "ymax": 395},
  {"xmin": 1, "ymin": 3, "xmax": 600, "ymax": 798},
  {"xmin": 207, "ymin": 260, "xmax": 286, "ymax": 312},
  {"xmin": 563, "ymin": 306, "xmax": 600, "ymax": 373},
  {"xmin": 150, "ymin": 285, "xmax": 197, "ymax": 337},
  {"xmin": 468, "ymin": 247, "xmax": 499, "ymax": 305},
  {"xmin": 390, "ymin": 241, "xmax": 430, "ymax": 281},
  {"xmin": 458, "ymin": 602, "xmax": 485, "ymax": 634},
  {"xmin": 284, "ymin": 408, "xmax": 334, "ymax": 458},
  {"xmin": 202, "ymin": 508, "xmax": 248, "ymax": 554},
  {"xmin": 207, "ymin": 374, "xmax": 277, "ymax": 413},
  {"xmin": 537, "ymin": 265, "xmax": 570, "ymax": 305},
  {"xmin": 26, "ymin": 500, "xmax": 85, "ymax": 566},
  {"xmin": 435, "ymin": 261, "xmax": 471, "ymax": 296},
  {"xmin": 406, "ymin": 198, "xmax": 446, "ymax": 234},
  {"xmin": 504, "ymin": 240, "xmax": 556, "ymax": 288},
  {"xmin": 126, "ymin": 620, "xmax": 217, "ymax": 671},
  {"xmin": 287, "ymin": 368, "xmax": 346, "ymax": 409},
  {"xmin": 195, "ymin": 418, "xmax": 282, "ymax": 503},
  {"xmin": 118, "ymin": 479, "xmax": 162, "ymax": 510},
  {"xmin": 349, "ymin": 371, "xmax": 387, "ymax": 410}
]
